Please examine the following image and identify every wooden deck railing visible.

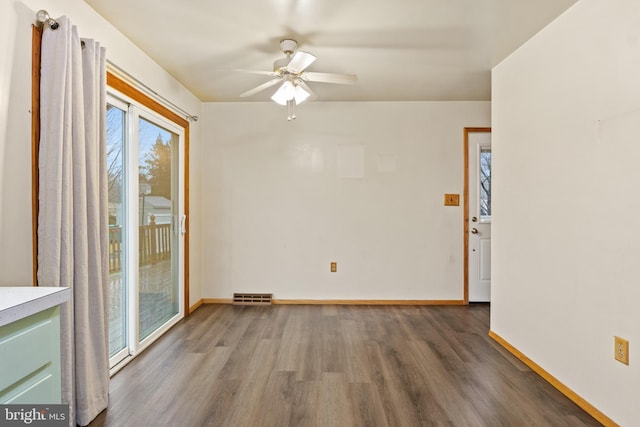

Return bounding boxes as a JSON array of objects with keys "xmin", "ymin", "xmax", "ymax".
[
  {"xmin": 109, "ymin": 215, "xmax": 171, "ymax": 273},
  {"xmin": 109, "ymin": 226, "xmax": 123, "ymax": 273}
]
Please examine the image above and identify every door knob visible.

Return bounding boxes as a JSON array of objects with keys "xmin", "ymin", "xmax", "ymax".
[
  {"xmin": 472, "ymin": 216, "xmax": 478, "ymax": 222},
  {"xmin": 471, "ymin": 228, "xmax": 479, "ymax": 234}
]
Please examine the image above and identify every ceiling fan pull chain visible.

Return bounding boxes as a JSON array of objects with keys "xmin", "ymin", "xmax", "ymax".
[{"xmin": 287, "ymin": 99, "xmax": 296, "ymax": 121}]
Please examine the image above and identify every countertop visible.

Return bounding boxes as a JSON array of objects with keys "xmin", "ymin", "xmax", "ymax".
[{"xmin": 0, "ymin": 287, "xmax": 70, "ymax": 327}]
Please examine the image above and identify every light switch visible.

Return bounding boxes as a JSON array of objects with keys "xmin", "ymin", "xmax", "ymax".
[{"xmin": 444, "ymin": 194, "xmax": 460, "ymax": 206}]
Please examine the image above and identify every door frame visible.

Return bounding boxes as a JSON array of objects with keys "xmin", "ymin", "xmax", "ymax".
[{"xmin": 463, "ymin": 127, "xmax": 491, "ymax": 304}]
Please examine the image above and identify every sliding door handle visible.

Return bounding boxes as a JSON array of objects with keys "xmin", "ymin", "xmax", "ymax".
[{"xmin": 180, "ymin": 215, "xmax": 187, "ymax": 235}]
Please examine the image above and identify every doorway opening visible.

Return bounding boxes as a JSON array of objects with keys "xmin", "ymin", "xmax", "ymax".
[{"xmin": 464, "ymin": 127, "xmax": 492, "ymax": 303}]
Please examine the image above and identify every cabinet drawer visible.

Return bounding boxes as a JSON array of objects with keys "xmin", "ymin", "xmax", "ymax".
[
  {"xmin": 3, "ymin": 372, "xmax": 57, "ymax": 404},
  {"xmin": 0, "ymin": 307, "xmax": 61, "ymax": 403}
]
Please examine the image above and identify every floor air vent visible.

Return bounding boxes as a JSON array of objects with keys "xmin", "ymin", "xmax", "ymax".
[{"xmin": 233, "ymin": 293, "xmax": 273, "ymax": 305}]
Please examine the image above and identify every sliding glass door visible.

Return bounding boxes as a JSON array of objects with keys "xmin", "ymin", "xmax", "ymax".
[
  {"xmin": 137, "ymin": 117, "xmax": 180, "ymax": 341},
  {"xmin": 107, "ymin": 99, "xmax": 128, "ymax": 364},
  {"xmin": 107, "ymin": 92, "xmax": 185, "ymax": 370}
]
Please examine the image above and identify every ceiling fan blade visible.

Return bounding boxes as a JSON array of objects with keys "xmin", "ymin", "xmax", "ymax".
[
  {"xmin": 239, "ymin": 78, "xmax": 282, "ymax": 97},
  {"xmin": 285, "ymin": 51, "xmax": 316, "ymax": 74},
  {"xmin": 301, "ymin": 72, "xmax": 357, "ymax": 84},
  {"xmin": 236, "ymin": 69, "xmax": 278, "ymax": 77}
]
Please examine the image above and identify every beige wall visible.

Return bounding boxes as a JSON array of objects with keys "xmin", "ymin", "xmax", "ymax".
[
  {"xmin": 201, "ymin": 101, "xmax": 490, "ymax": 300},
  {"xmin": 0, "ymin": 1, "xmax": 36, "ymax": 285},
  {"xmin": 492, "ymin": 0, "xmax": 640, "ymax": 423}
]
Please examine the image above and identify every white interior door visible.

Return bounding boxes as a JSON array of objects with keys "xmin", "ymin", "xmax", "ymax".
[{"xmin": 468, "ymin": 131, "xmax": 491, "ymax": 302}]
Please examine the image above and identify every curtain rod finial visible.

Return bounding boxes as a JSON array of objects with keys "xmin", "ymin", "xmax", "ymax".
[
  {"xmin": 36, "ymin": 10, "xmax": 59, "ymax": 30},
  {"xmin": 35, "ymin": 10, "xmax": 49, "ymax": 23}
]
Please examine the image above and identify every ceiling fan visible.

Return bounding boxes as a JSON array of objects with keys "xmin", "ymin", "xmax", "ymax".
[{"xmin": 239, "ymin": 39, "xmax": 357, "ymax": 120}]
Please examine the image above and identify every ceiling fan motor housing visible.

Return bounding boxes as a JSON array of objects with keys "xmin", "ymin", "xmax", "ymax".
[
  {"xmin": 274, "ymin": 39, "xmax": 299, "ymax": 73},
  {"xmin": 279, "ymin": 39, "xmax": 298, "ymax": 55}
]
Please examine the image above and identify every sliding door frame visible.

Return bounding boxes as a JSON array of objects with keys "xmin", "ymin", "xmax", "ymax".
[{"xmin": 107, "ymin": 73, "xmax": 191, "ymax": 319}]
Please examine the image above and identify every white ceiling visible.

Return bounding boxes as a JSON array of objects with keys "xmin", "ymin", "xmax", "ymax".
[{"xmin": 83, "ymin": 0, "xmax": 577, "ymax": 103}]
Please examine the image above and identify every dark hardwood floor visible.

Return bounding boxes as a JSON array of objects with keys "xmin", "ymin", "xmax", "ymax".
[{"xmin": 90, "ymin": 304, "xmax": 601, "ymax": 427}]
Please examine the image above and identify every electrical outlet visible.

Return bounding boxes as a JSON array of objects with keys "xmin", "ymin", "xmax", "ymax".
[
  {"xmin": 614, "ymin": 336, "xmax": 629, "ymax": 365},
  {"xmin": 330, "ymin": 262, "xmax": 337, "ymax": 273}
]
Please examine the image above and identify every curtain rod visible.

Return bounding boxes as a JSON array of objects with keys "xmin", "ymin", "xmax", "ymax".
[
  {"xmin": 35, "ymin": 9, "xmax": 198, "ymax": 123},
  {"xmin": 107, "ymin": 61, "xmax": 199, "ymax": 122}
]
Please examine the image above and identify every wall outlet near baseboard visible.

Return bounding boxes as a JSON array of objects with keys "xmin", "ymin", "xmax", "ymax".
[
  {"xmin": 330, "ymin": 262, "xmax": 337, "ymax": 272},
  {"xmin": 614, "ymin": 336, "xmax": 629, "ymax": 365}
]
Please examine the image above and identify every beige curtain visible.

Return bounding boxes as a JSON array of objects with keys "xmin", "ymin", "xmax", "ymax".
[{"xmin": 38, "ymin": 16, "xmax": 109, "ymax": 426}]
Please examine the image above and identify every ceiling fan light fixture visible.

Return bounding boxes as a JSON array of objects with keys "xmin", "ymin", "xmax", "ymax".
[
  {"xmin": 271, "ymin": 81, "xmax": 294, "ymax": 105},
  {"xmin": 293, "ymin": 85, "xmax": 310, "ymax": 104},
  {"xmin": 271, "ymin": 81, "xmax": 310, "ymax": 106}
]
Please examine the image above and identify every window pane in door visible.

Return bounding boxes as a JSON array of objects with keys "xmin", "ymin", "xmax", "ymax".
[
  {"xmin": 107, "ymin": 104, "xmax": 127, "ymax": 357},
  {"xmin": 479, "ymin": 147, "xmax": 491, "ymax": 219},
  {"xmin": 138, "ymin": 117, "xmax": 179, "ymax": 340}
]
